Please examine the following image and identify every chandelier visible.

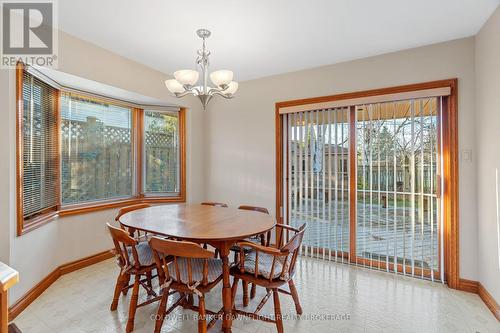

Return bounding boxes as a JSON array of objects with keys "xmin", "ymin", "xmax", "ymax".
[{"xmin": 165, "ymin": 29, "xmax": 238, "ymax": 109}]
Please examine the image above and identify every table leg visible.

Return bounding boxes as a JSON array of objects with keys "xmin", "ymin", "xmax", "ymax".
[{"xmin": 220, "ymin": 242, "xmax": 232, "ymax": 333}]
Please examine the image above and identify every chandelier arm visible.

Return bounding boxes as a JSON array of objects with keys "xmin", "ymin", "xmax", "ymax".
[
  {"xmin": 210, "ymin": 90, "xmax": 234, "ymax": 99},
  {"xmin": 182, "ymin": 85, "xmax": 195, "ymax": 92},
  {"xmin": 205, "ymin": 94, "xmax": 214, "ymax": 106},
  {"xmin": 207, "ymin": 86, "xmax": 224, "ymax": 96},
  {"xmin": 174, "ymin": 90, "xmax": 196, "ymax": 98}
]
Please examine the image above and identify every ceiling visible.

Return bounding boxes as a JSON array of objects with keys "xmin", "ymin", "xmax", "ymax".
[{"xmin": 58, "ymin": 0, "xmax": 499, "ymax": 82}]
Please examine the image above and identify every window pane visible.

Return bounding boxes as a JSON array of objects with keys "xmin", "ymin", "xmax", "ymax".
[
  {"xmin": 22, "ymin": 72, "xmax": 58, "ymax": 219},
  {"xmin": 60, "ymin": 94, "xmax": 133, "ymax": 204},
  {"xmin": 144, "ymin": 111, "xmax": 179, "ymax": 193}
]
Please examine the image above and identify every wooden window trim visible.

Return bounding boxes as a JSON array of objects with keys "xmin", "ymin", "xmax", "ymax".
[
  {"xmin": 16, "ymin": 64, "xmax": 187, "ymax": 235},
  {"xmin": 275, "ymin": 79, "xmax": 459, "ymax": 289}
]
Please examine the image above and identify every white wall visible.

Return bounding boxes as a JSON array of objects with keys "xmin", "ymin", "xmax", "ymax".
[
  {"xmin": 475, "ymin": 6, "xmax": 500, "ymax": 303},
  {"xmin": 0, "ymin": 30, "xmax": 206, "ymax": 304},
  {"xmin": 206, "ymin": 37, "xmax": 478, "ymax": 281}
]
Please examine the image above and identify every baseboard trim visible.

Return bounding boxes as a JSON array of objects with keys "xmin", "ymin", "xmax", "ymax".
[
  {"xmin": 479, "ymin": 282, "xmax": 500, "ymax": 321},
  {"xmin": 8, "ymin": 249, "xmax": 114, "ymax": 321},
  {"xmin": 59, "ymin": 250, "xmax": 114, "ymax": 275},
  {"xmin": 458, "ymin": 278, "xmax": 479, "ymax": 293},
  {"xmin": 457, "ymin": 278, "xmax": 499, "ymax": 321}
]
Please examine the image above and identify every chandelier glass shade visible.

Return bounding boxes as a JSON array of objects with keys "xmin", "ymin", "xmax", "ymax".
[{"xmin": 165, "ymin": 29, "xmax": 238, "ymax": 109}]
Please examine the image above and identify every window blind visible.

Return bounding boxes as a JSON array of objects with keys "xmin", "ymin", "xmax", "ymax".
[
  {"xmin": 143, "ymin": 110, "xmax": 179, "ymax": 194},
  {"xmin": 22, "ymin": 71, "xmax": 59, "ymax": 219},
  {"xmin": 283, "ymin": 98, "xmax": 443, "ymax": 282},
  {"xmin": 60, "ymin": 93, "xmax": 133, "ymax": 204},
  {"xmin": 286, "ymin": 108, "xmax": 350, "ymax": 260}
]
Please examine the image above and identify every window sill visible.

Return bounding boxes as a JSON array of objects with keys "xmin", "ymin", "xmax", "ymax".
[
  {"xmin": 18, "ymin": 210, "xmax": 59, "ymax": 236},
  {"xmin": 59, "ymin": 195, "xmax": 186, "ymax": 217},
  {"xmin": 18, "ymin": 195, "xmax": 185, "ymax": 236}
]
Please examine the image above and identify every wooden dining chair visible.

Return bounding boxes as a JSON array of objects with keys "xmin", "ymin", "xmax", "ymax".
[
  {"xmin": 149, "ymin": 237, "xmax": 224, "ymax": 333},
  {"xmin": 107, "ymin": 223, "xmax": 162, "ymax": 333},
  {"xmin": 115, "ymin": 203, "xmax": 152, "ymax": 242},
  {"xmin": 235, "ymin": 205, "xmax": 270, "ymax": 305},
  {"xmin": 201, "ymin": 201, "xmax": 229, "ymax": 208},
  {"xmin": 115, "ymin": 203, "xmax": 154, "ymax": 297},
  {"xmin": 230, "ymin": 223, "xmax": 306, "ymax": 333}
]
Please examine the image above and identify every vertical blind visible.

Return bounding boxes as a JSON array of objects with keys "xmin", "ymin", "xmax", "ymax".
[
  {"xmin": 355, "ymin": 99, "xmax": 441, "ymax": 281},
  {"xmin": 60, "ymin": 93, "xmax": 133, "ymax": 204},
  {"xmin": 285, "ymin": 98, "xmax": 443, "ymax": 282},
  {"xmin": 144, "ymin": 110, "xmax": 179, "ymax": 194},
  {"xmin": 22, "ymin": 72, "xmax": 59, "ymax": 219},
  {"xmin": 286, "ymin": 108, "xmax": 350, "ymax": 261}
]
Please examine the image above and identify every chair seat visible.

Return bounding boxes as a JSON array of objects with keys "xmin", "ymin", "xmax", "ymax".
[
  {"xmin": 127, "ymin": 242, "xmax": 155, "ymax": 267},
  {"xmin": 230, "ymin": 237, "xmax": 261, "ymax": 253},
  {"xmin": 167, "ymin": 258, "xmax": 223, "ymax": 284},
  {"xmin": 243, "ymin": 251, "xmax": 291, "ymax": 280}
]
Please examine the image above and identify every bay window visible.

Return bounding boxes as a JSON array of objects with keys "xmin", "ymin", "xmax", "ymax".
[{"xmin": 16, "ymin": 63, "xmax": 186, "ymax": 235}]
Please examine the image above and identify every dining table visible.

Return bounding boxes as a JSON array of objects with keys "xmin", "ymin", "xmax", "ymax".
[{"xmin": 119, "ymin": 203, "xmax": 276, "ymax": 333}]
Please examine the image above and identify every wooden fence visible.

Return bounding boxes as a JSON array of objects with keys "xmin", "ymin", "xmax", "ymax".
[{"xmin": 61, "ymin": 117, "xmax": 177, "ymax": 204}]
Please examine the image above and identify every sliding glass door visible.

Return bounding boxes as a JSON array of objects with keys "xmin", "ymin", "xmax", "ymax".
[{"xmin": 284, "ymin": 97, "xmax": 443, "ymax": 281}]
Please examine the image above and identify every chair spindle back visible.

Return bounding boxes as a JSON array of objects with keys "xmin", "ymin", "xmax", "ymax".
[
  {"xmin": 149, "ymin": 237, "xmax": 215, "ymax": 286},
  {"xmin": 239, "ymin": 223, "xmax": 306, "ymax": 281},
  {"xmin": 107, "ymin": 223, "xmax": 140, "ymax": 269}
]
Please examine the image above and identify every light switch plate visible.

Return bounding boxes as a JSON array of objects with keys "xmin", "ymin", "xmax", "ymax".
[{"xmin": 461, "ymin": 149, "xmax": 472, "ymax": 162}]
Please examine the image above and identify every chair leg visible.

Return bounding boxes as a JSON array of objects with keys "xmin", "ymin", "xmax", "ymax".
[
  {"xmin": 272, "ymin": 289, "xmax": 284, "ymax": 333},
  {"xmin": 146, "ymin": 271, "xmax": 153, "ymax": 290},
  {"xmin": 230, "ymin": 277, "xmax": 240, "ymax": 309},
  {"xmin": 154, "ymin": 287, "xmax": 170, "ymax": 333},
  {"xmin": 288, "ymin": 279, "xmax": 303, "ymax": 315},
  {"xmin": 242, "ymin": 280, "xmax": 249, "ymax": 307},
  {"xmin": 198, "ymin": 295, "xmax": 207, "ymax": 333},
  {"xmin": 157, "ymin": 269, "xmax": 165, "ymax": 289},
  {"xmin": 233, "ymin": 251, "xmax": 238, "ymax": 263},
  {"xmin": 187, "ymin": 294, "xmax": 194, "ymax": 305},
  {"xmin": 110, "ymin": 273, "xmax": 124, "ymax": 311},
  {"xmin": 250, "ymin": 283, "xmax": 257, "ymax": 299},
  {"xmin": 122, "ymin": 273, "xmax": 130, "ymax": 295},
  {"xmin": 126, "ymin": 276, "xmax": 140, "ymax": 333}
]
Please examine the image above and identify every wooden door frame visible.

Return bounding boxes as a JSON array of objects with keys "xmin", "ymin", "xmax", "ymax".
[{"xmin": 275, "ymin": 79, "xmax": 459, "ymax": 289}]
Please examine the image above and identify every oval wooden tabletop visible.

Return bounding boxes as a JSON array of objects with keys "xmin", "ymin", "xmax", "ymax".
[{"xmin": 119, "ymin": 204, "xmax": 276, "ymax": 241}]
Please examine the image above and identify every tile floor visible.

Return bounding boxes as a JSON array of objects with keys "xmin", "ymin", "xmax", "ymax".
[{"xmin": 13, "ymin": 257, "xmax": 499, "ymax": 333}]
